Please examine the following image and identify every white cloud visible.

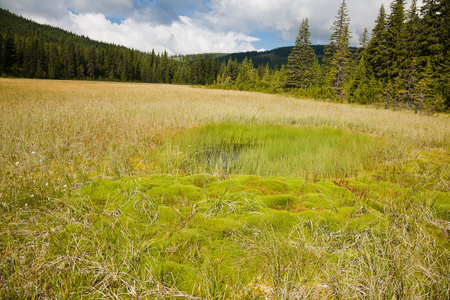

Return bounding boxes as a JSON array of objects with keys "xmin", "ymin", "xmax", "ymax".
[
  {"xmin": 67, "ymin": 13, "xmax": 260, "ymax": 55},
  {"xmin": 0, "ymin": 0, "xmax": 423, "ymax": 54},
  {"xmin": 201, "ymin": 0, "xmax": 419, "ymax": 45}
]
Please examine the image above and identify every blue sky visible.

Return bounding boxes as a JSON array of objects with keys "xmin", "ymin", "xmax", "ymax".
[{"xmin": 0, "ymin": 0, "xmax": 421, "ymax": 55}]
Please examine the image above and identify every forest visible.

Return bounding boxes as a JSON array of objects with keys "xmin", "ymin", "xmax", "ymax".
[{"xmin": 0, "ymin": 0, "xmax": 449, "ymax": 112}]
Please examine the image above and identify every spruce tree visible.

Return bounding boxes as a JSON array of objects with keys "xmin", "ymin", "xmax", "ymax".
[
  {"xmin": 64, "ymin": 37, "xmax": 75, "ymax": 79},
  {"xmin": 366, "ymin": 5, "xmax": 388, "ymax": 80},
  {"xmin": 286, "ymin": 18, "xmax": 316, "ymax": 89},
  {"xmin": 324, "ymin": 0, "xmax": 350, "ymax": 67},
  {"xmin": 87, "ymin": 47, "xmax": 96, "ymax": 79},
  {"xmin": 1, "ymin": 31, "xmax": 16, "ymax": 76},
  {"xmin": 48, "ymin": 43, "xmax": 60, "ymax": 79},
  {"xmin": 419, "ymin": 0, "xmax": 449, "ymax": 109},
  {"xmin": 386, "ymin": 0, "xmax": 405, "ymax": 80},
  {"xmin": 359, "ymin": 28, "xmax": 370, "ymax": 49},
  {"xmin": 325, "ymin": 0, "xmax": 351, "ymax": 99}
]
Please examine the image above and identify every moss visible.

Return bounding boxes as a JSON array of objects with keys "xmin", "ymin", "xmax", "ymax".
[
  {"xmin": 234, "ymin": 175, "xmax": 290, "ymax": 195},
  {"xmin": 158, "ymin": 205, "xmax": 182, "ymax": 225},
  {"xmin": 301, "ymin": 194, "xmax": 333, "ymax": 210},
  {"xmin": 194, "ymin": 215, "xmax": 243, "ymax": 238},
  {"xmin": 80, "ymin": 178, "xmax": 123, "ymax": 205},
  {"xmin": 427, "ymin": 191, "xmax": 450, "ymax": 220},
  {"xmin": 146, "ymin": 183, "xmax": 203, "ymax": 205},
  {"xmin": 259, "ymin": 195, "xmax": 299, "ymax": 211},
  {"xmin": 178, "ymin": 174, "xmax": 219, "ymax": 188},
  {"xmin": 68, "ymin": 169, "xmax": 448, "ymax": 297},
  {"xmin": 154, "ymin": 260, "xmax": 200, "ymax": 292},
  {"xmin": 136, "ymin": 174, "xmax": 175, "ymax": 191}
]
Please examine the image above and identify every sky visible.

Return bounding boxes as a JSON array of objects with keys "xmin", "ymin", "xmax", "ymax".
[{"xmin": 0, "ymin": 0, "xmax": 421, "ymax": 55}]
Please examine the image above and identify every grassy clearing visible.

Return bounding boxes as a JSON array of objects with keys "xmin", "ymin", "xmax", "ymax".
[
  {"xmin": 167, "ymin": 123, "xmax": 386, "ymax": 179},
  {"xmin": 0, "ymin": 78, "xmax": 449, "ymax": 298}
]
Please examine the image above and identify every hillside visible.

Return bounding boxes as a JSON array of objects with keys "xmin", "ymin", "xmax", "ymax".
[
  {"xmin": 216, "ymin": 45, "xmax": 326, "ymax": 68},
  {"xmin": 0, "ymin": 8, "xmax": 122, "ymax": 50}
]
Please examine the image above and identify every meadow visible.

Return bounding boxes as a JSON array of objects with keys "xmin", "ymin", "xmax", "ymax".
[{"xmin": 0, "ymin": 78, "xmax": 449, "ymax": 299}]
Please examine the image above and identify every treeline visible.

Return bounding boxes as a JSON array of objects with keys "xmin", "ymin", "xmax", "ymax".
[
  {"xmin": 280, "ymin": 0, "xmax": 449, "ymax": 112},
  {"xmin": 1, "ymin": 1, "xmax": 449, "ymax": 112},
  {"xmin": 215, "ymin": 0, "xmax": 449, "ymax": 113},
  {"xmin": 0, "ymin": 7, "xmax": 287, "ymax": 87}
]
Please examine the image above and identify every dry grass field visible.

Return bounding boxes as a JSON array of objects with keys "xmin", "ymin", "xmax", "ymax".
[{"xmin": 1, "ymin": 78, "xmax": 449, "ymax": 298}]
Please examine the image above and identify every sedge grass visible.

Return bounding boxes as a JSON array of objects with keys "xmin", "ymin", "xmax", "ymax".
[{"xmin": 0, "ymin": 78, "xmax": 449, "ymax": 299}]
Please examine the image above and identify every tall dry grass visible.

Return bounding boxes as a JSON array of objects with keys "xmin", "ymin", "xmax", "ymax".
[
  {"xmin": 1, "ymin": 78, "xmax": 449, "ymax": 196},
  {"xmin": 1, "ymin": 78, "xmax": 449, "ymax": 299}
]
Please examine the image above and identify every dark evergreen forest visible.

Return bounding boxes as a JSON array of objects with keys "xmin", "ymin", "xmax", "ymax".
[{"xmin": 1, "ymin": 0, "xmax": 449, "ymax": 112}]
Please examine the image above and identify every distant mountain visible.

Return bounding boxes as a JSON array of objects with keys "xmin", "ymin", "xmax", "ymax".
[
  {"xmin": 216, "ymin": 45, "xmax": 327, "ymax": 69},
  {"xmin": 0, "ymin": 8, "xmax": 124, "ymax": 50}
]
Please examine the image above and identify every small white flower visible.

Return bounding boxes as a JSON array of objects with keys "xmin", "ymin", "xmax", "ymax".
[
  {"xmin": 45, "ymin": 183, "xmax": 48, "ymax": 186},
  {"xmin": 63, "ymin": 184, "xmax": 67, "ymax": 188},
  {"xmin": 30, "ymin": 194, "xmax": 34, "ymax": 197},
  {"xmin": 31, "ymin": 151, "xmax": 36, "ymax": 154},
  {"xmin": 15, "ymin": 162, "xmax": 19, "ymax": 166},
  {"xmin": 25, "ymin": 203, "xmax": 28, "ymax": 206}
]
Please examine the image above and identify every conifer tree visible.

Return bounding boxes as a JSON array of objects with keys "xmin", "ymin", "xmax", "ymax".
[
  {"xmin": 419, "ymin": 0, "xmax": 449, "ymax": 108},
  {"xmin": 64, "ymin": 37, "xmax": 75, "ymax": 79},
  {"xmin": 386, "ymin": 0, "xmax": 405, "ymax": 80},
  {"xmin": 1, "ymin": 30, "xmax": 16, "ymax": 76},
  {"xmin": 236, "ymin": 57, "xmax": 256, "ymax": 89},
  {"xmin": 324, "ymin": 0, "xmax": 350, "ymax": 66},
  {"xmin": 325, "ymin": 0, "xmax": 352, "ymax": 99},
  {"xmin": 359, "ymin": 28, "xmax": 370, "ymax": 49},
  {"xmin": 87, "ymin": 47, "xmax": 96, "ymax": 79},
  {"xmin": 286, "ymin": 18, "xmax": 316, "ymax": 89},
  {"xmin": 366, "ymin": 5, "xmax": 388, "ymax": 80},
  {"xmin": 179, "ymin": 56, "xmax": 191, "ymax": 84}
]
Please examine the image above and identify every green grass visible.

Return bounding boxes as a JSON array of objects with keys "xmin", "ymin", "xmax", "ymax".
[
  {"xmin": 0, "ymin": 79, "xmax": 449, "ymax": 299},
  {"xmin": 160, "ymin": 123, "xmax": 387, "ymax": 179}
]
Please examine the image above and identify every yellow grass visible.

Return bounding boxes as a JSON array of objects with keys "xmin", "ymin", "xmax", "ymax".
[
  {"xmin": 1, "ymin": 78, "xmax": 449, "ymax": 299},
  {"xmin": 1, "ymin": 78, "xmax": 449, "ymax": 193}
]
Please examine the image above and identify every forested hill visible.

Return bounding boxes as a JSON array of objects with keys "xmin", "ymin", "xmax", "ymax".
[
  {"xmin": 0, "ymin": 8, "xmax": 120, "ymax": 50},
  {"xmin": 216, "ymin": 45, "xmax": 327, "ymax": 69}
]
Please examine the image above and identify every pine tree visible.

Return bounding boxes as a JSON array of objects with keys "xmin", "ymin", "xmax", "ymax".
[
  {"xmin": 366, "ymin": 5, "xmax": 388, "ymax": 80},
  {"xmin": 324, "ymin": 0, "xmax": 350, "ymax": 67},
  {"xmin": 236, "ymin": 57, "xmax": 256, "ymax": 89},
  {"xmin": 48, "ymin": 43, "xmax": 60, "ymax": 79},
  {"xmin": 286, "ymin": 18, "xmax": 317, "ymax": 89},
  {"xmin": 416, "ymin": 58, "xmax": 446, "ymax": 113},
  {"xmin": 359, "ymin": 28, "xmax": 370, "ymax": 49},
  {"xmin": 87, "ymin": 47, "xmax": 96, "ymax": 79},
  {"xmin": 1, "ymin": 31, "xmax": 16, "ymax": 76},
  {"xmin": 418, "ymin": 0, "xmax": 449, "ymax": 109},
  {"xmin": 325, "ymin": 0, "xmax": 352, "ymax": 99},
  {"xmin": 386, "ymin": 0, "xmax": 405, "ymax": 80},
  {"xmin": 63, "ymin": 38, "xmax": 75, "ymax": 79}
]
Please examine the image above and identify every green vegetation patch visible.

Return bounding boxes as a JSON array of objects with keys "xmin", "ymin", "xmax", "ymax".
[
  {"xmin": 2, "ymin": 171, "xmax": 449, "ymax": 298},
  {"xmin": 164, "ymin": 123, "xmax": 386, "ymax": 179}
]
